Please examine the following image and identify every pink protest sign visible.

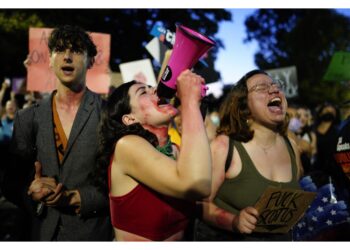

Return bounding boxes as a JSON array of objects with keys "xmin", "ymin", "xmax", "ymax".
[{"xmin": 27, "ymin": 28, "xmax": 111, "ymax": 93}]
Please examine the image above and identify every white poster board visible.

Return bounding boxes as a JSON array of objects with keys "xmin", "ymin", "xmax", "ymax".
[{"xmin": 119, "ymin": 59, "xmax": 157, "ymax": 87}]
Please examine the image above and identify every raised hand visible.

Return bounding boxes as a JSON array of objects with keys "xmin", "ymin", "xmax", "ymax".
[{"xmin": 176, "ymin": 69, "xmax": 206, "ymax": 104}]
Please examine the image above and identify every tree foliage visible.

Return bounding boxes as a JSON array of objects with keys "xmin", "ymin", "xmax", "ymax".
[
  {"xmin": 0, "ymin": 9, "xmax": 231, "ymax": 83},
  {"xmin": 244, "ymin": 9, "xmax": 350, "ymax": 107}
]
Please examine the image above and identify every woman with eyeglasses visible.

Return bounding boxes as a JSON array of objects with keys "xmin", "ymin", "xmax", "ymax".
[{"xmin": 195, "ymin": 69, "xmax": 303, "ymax": 241}]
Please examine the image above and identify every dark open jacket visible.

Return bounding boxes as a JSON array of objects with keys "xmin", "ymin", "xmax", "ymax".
[{"xmin": 3, "ymin": 89, "xmax": 112, "ymax": 241}]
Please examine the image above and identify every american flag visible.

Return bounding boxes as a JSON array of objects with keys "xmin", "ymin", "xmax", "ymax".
[{"xmin": 293, "ymin": 175, "xmax": 350, "ymax": 240}]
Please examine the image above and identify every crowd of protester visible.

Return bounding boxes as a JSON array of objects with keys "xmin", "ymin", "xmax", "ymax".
[{"xmin": 0, "ymin": 24, "xmax": 350, "ymax": 241}]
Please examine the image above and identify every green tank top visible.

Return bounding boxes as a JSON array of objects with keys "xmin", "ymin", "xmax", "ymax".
[{"xmin": 214, "ymin": 137, "xmax": 300, "ymax": 215}]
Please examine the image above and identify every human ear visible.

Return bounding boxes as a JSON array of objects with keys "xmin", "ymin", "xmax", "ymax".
[{"xmin": 122, "ymin": 114, "xmax": 136, "ymax": 125}]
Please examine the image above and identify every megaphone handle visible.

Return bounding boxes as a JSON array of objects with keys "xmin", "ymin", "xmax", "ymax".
[{"xmin": 200, "ymin": 97, "xmax": 208, "ymax": 121}]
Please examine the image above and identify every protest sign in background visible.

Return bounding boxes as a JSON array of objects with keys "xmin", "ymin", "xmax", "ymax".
[
  {"xmin": 265, "ymin": 66, "xmax": 299, "ymax": 99},
  {"xmin": 323, "ymin": 51, "xmax": 350, "ymax": 82},
  {"xmin": 150, "ymin": 23, "xmax": 175, "ymax": 48},
  {"xmin": 27, "ymin": 28, "xmax": 111, "ymax": 94},
  {"xmin": 119, "ymin": 59, "xmax": 157, "ymax": 87},
  {"xmin": 145, "ymin": 37, "xmax": 168, "ymax": 65}
]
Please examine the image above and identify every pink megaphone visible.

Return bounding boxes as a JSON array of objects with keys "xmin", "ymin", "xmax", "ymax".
[{"xmin": 157, "ymin": 24, "xmax": 216, "ymax": 99}]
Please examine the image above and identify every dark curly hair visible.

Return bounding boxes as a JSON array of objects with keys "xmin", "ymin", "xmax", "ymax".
[
  {"xmin": 48, "ymin": 25, "xmax": 97, "ymax": 68},
  {"xmin": 91, "ymin": 81, "xmax": 158, "ymax": 195},
  {"xmin": 217, "ymin": 69, "xmax": 288, "ymax": 142}
]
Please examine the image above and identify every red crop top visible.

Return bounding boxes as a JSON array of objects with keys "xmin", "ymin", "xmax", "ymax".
[{"xmin": 108, "ymin": 163, "xmax": 195, "ymax": 241}]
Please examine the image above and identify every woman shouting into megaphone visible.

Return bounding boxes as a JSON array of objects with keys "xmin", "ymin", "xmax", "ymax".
[{"xmin": 92, "ymin": 69, "xmax": 211, "ymax": 241}]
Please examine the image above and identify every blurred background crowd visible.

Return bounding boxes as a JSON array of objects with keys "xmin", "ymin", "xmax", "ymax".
[{"xmin": 1, "ymin": 8, "xmax": 350, "ymax": 241}]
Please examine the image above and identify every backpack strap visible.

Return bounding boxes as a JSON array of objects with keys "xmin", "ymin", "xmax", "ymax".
[{"xmin": 224, "ymin": 137, "xmax": 234, "ymax": 172}]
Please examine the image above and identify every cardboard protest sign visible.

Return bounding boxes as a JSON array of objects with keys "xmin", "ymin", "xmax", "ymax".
[
  {"xmin": 254, "ymin": 186, "xmax": 316, "ymax": 234},
  {"xmin": 119, "ymin": 59, "xmax": 157, "ymax": 87},
  {"xmin": 27, "ymin": 27, "xmax": 111, "ymax": 94},
  {"xmin": 27, "ymin": 28, "xmax": 55, "ymax": 92},
  {"xmin": 265, "ymin": 66, "xmax": 298, "ymax": 99},
  {"xmin": 323, "ymin": 51, "xmax": 350, "ymax": 82}
]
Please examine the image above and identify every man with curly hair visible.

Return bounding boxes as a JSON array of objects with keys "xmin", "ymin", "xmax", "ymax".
[{"xmin": 4, "ymin": 25, "xmax": 113, "ymax": 241}]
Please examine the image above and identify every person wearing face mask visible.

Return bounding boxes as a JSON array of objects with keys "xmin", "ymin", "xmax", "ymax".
[{"xmin": 313, "ymin": 102, "xmax": 340, "ymax": 173}]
